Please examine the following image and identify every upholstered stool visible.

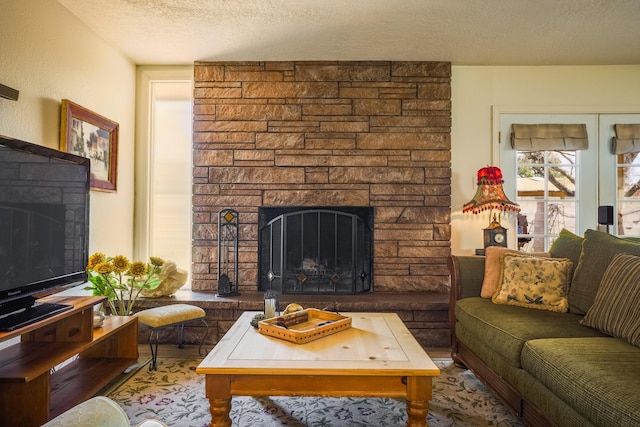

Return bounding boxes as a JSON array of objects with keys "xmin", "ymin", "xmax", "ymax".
[{"xmin": 135, "ymin": 304, "xmax": 208, "ymax": 371}]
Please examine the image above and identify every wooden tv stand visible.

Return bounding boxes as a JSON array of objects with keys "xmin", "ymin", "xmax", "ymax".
[{"xmin": 0, "ymin": 295, "xmax": 138, "ymax": 427}]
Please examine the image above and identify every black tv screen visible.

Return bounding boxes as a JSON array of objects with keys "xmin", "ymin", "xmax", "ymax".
[{"xmin": 0, "ymin": 135, "xmax": 90, "ymax": 313}]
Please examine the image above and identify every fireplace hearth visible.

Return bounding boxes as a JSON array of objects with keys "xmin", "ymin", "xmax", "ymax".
[{"xmin": 259, "ymin": 207, "xmax": 373, "ymax": 294}]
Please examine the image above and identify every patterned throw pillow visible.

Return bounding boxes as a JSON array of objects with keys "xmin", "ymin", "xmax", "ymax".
[
  {"xmin": 492, "ymin": 253, "xmax": 573, "ymax": 312},
  {"xmin": 480, "ymin": 247, "xmax": 550, "ymax": 298},
  {"xmin": 581, "ymin": 253, "xmax": 640, "ymax": 347}
]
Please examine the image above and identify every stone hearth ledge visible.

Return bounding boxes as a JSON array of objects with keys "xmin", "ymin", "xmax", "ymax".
[{"xmin": 134, "ymin": 290, "xmax": 450, "ymax": 350}]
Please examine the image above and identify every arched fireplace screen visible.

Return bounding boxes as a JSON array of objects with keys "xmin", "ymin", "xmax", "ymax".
[{"xmin": 259, "ymin": 208, "xmax": 373, "ymax": 294}]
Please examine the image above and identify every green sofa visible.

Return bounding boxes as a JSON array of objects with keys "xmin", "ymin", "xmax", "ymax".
[{"xmin": 449, "ymin": 229, "xmax": 640, "ymax": 427}]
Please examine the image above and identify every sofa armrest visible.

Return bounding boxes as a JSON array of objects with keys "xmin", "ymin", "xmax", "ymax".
[
  {"xmin": 448, "ymin": 255, "xmax": 485, "ymax": 301},
  {"xmin": 448, "ymin": 255, "xmax": 485, "ymax": 359}
]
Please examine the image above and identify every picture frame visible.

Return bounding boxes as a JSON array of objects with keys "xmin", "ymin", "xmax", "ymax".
[{"xmin": 60, "ymin": 99, "xmax": 118, "ymax": 192}]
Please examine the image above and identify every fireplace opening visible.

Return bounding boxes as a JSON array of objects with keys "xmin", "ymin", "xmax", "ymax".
[{"xmin": 258, "ymin": 207, "xmax": 373, "ymax": 294}]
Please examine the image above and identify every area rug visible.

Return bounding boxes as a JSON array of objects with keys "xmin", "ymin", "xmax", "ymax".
[{"xmin": 104, "ymin": 358, "xmax": 524, "ymax": 427}]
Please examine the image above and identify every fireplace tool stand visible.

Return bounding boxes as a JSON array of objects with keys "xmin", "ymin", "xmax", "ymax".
[{"xmin": 217, "ymin": 208, "xmax": 240, "ymax": 296}]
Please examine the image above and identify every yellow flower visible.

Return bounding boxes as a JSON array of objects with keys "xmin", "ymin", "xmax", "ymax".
[
  {"xmin": 94, "ymin": 261, "xmax": 114, "ymax": 274},
  {"xmin": 87, "ymin": 252, "xmax": 106, "ymax": 269},
  {"xmin": 149, "ymin": 256, "xmax": 165, "ymax": 267},
  {"xmin": 84, "ymin": 253, "xmax": 166, "ymax": 316},
  {"xmin": 112, "ymin": 255, "xmax": 130, "ymax": 272},
  {"xmin": 128, "ymin": 261, "xmax": 147, "ymax": 277}
]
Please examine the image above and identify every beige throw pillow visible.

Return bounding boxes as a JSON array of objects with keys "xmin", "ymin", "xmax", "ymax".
[
  {"xmin": 492, "ymin": 253, "xmax": 572, "ymax": 312},
  {"xmin": 480, "ymin": 247, "xmax": 550, "ymax": 298},
  {"xmin": 581, "ymin": 253, "xmax": 640, "ymax": 347}
]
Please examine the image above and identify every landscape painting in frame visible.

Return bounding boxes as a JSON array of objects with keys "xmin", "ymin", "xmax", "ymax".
[{"xmin": 60, "ymin": 99, "xmax": 118, "ymax": 192}]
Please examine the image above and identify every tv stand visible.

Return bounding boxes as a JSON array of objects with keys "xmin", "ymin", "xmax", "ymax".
[
  {"xmin": 0, "ymin": 295, "xmax": 138, "ymax": 427},
  {"xmin": 0, "ymin": 301, "xmax": 74, "ymax": 331}
]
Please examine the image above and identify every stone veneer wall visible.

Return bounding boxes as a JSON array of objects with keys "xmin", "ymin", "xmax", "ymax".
[{"xmin": 192, "ymin": 61, "xmax": 451, "ymax": 294}]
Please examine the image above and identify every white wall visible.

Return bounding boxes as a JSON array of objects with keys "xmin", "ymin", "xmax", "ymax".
[
  {"xmin": 451, "ymin": 65, "xmax": 640, "ymax": 255},
  {"xmin": 0, "ymin": 0, "xmax": 137, "ymax": 257}
]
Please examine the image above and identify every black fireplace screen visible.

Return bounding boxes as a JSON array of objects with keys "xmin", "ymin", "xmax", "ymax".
[{"xmin": 259, "ymin": 208, "xmax": 373, "ymax": 294}]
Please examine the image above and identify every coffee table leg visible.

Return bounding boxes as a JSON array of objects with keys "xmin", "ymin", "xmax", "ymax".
[
  {"xmin": 205, "ymin": 374, "xmax": 232, "ymax": 427},
  {"xmin": 405, "ymin": 376, "xmax": 432, "ymax": 427}
]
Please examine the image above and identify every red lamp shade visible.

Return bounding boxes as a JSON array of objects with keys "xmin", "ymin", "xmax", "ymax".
[{"xmin": 463, "ymin": 166, "xmax": 520, "ymax": 216}]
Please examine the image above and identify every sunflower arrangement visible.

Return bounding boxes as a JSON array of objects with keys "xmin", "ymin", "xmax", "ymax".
[{"xmin": 85, "ymin": 253, "xmax": 164, "ymax": 316}]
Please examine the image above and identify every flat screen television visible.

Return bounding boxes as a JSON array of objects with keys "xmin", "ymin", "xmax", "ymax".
[{"xmin": 0, "ymin": 135, "xmax": 90, "ymax": 330}]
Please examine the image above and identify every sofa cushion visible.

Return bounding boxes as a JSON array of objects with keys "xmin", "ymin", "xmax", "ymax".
[
  {"xmin": 522, "ymin": 337, "xmax": 640, "ymax": 427},
  {"xmin": 455, "ymin": 297, "xmax": 605, "ymax": 367},
  {"xmin": 569, "ymin": 229, "xmax": 640, "ymax": 314},
  {"xmin": 581, "ymin": 253, "xmax": 640, "ymax": 347},
  {"xmin": 480, "ymin": 246, "xmax": 550, "ymax": 298},
  {"xmin": 492, "ymin": 253, "xmax": 572, "ymax": 312},
  {"xmin": 549, "ymin": 228, "xmax": 584, "ymax": 269},
  {"xmin": 455, "ymin": 322, "xmax": 594, "ymax": 427}
]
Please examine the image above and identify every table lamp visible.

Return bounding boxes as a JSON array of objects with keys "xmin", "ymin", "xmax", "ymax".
[{"xmin": 463, "ymin": 166, "xmax": 520, "ymax": 248}]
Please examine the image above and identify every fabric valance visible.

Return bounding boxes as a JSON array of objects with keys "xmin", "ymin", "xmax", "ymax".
[
  {"xmin": 612, "ymin": 123, "xmax": 640, "ymax": 154},
  {"xmin": 511, "ymin": 123, "xmax": 588, "ymax": 151}
]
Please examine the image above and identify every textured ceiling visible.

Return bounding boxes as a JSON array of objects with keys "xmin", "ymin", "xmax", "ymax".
[{"xmin": 57, "ymin": 0, "xmax": 640, "ymax": 65}]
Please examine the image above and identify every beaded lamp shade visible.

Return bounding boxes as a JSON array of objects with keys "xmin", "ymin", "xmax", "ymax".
[{"xmin": 463, "ymin": 166, "xmax": 520, "ymax": 225}]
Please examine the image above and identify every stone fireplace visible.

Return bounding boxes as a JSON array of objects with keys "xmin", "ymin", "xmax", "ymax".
[
  {"xmin": 258, "ymin": 206, "xmax": 373, "ymax": 294},
  {"xmin": 191, "ymin": 61, "xmax": 452, "ymax": 295}
]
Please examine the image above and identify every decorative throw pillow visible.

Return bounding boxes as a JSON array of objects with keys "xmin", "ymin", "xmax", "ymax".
[
  {"xmin": 581, "ymin": 253, "xmax": 640, "ymax": 347},
  {"xmin": 480, "ymin": 247, "xmax": 550, "ymax": 298},
  {"xmin": 569, "ymin": 229, "xmax": 640, "ymax": 314},
  {"xmin": 549, "ymin": 228, "xmax": 584, "ymax": 270},
  {"xmin": 492, "ymin": 253, "xmax": 572, "ymax": 312}
]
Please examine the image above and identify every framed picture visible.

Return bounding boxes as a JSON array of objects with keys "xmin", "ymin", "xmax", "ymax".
[{"xmin": 60, "ymin": 99, "xmax": 118, "ymax": 192}]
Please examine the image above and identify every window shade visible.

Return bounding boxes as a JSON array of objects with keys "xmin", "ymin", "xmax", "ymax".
[
  {"xmin": 511, "ymin": 124, "xmax": 588, "ymax": 150},
  {"xmin": 612, "ymin": 123, "xmax": 640, "ymax": 154}
]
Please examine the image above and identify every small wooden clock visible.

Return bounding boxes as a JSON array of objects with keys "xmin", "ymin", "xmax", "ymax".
[{"xmin": 484, "ymin": 224, "xmax": 508, "ymax": 248}]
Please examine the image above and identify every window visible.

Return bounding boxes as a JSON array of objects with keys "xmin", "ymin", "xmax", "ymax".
[
  {"xmin": 499, "ymin": 113, "xmax": 597, "ymax": 251},
  {"xmin": 599, "ymin": 116, "xmax": 640, "ymax": 236},
  {"xmin": 499, "ymin": 112, "xmax": 640, "ymax": 251},
  {"xmin": 135, "ymin": 67, "xmax": 193, "ymax": 284},
  {"xmin": 615, "ymin": 151, "xmax": 640, "ymax": 235},
  {"xmin": 515, "ymin": 149, "xmax": 578, "ymax": 251},
  {"xmin": 149, "ymin": 83, "xmax": 192, "ymax": 266}
]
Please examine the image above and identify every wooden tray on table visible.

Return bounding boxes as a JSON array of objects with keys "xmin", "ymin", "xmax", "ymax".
[{"xmin": 258, "ymin": 308, "xmax": 352, "ymax": 344}]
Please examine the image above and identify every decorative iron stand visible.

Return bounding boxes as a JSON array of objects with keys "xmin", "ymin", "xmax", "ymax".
[{"xmin": 217, "ymin": 208, "xmax": 240, "ymax": 296}]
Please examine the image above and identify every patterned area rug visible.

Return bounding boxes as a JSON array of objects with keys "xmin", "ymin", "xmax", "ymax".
[{"xmin": 104, "ymin": 358, "xmax": 524, "ymax": 427}]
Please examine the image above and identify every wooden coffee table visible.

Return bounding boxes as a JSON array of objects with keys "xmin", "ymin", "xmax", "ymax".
[{"xmin": 197, "ymin": 311, "xmax": 440, "ymax": 427}]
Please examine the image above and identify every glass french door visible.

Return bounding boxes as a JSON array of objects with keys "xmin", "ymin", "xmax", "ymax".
[
  {"xmin": 499, "ymin": 113, "xmax": 640, "ymax": 251},
  {"xmin": 598, "ymin": 114, "xmax": 640, "ymax": 236}
]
